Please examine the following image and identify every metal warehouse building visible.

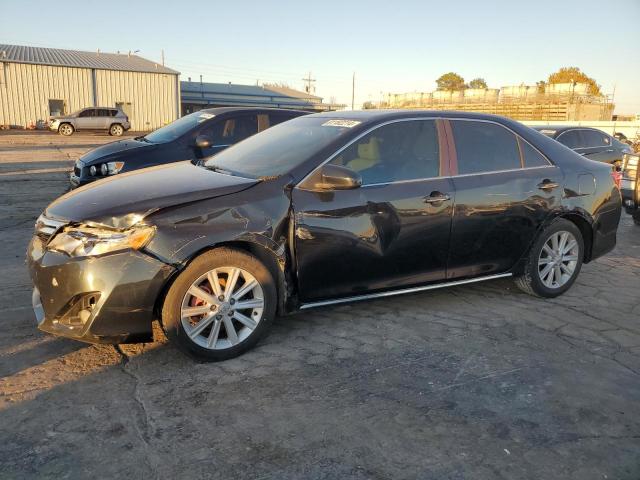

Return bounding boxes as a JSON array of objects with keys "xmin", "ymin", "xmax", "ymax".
[
  {"xmin": 0, "ymin": 44, "xmax": 180, "ymax": 131},
  {"xmin": 181, "ymin": 81, "xmax": 342, "ymax": 114}
]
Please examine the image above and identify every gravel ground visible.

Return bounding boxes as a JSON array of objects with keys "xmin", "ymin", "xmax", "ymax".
[{"xmin": 1, "ymin": 133, "xmax": 639, "ymax": 479}]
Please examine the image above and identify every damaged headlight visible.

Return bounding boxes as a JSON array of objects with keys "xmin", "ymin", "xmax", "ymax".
[{"xmin": 47, "ymin": 225, "xmax": 155, "ymax": 258}]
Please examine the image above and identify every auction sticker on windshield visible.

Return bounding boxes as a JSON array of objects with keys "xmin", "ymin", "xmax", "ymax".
[
  {"xmin": 198, "ymin": 113, "xmax": 215, "ymax": 122},
  {"xmin": 322, "ymin": 120, "xmax": 361, "ymax": 128}
]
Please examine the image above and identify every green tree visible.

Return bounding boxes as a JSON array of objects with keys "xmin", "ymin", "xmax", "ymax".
[
  {"xmin": 468, "ymin": 78, "xmax": 487, "ymax": 89},
  {"xmin": 436, "ymin": 72, "xmax": 467, "ymax": 91},
  {"xmin": 547, "ymin": 67, "xmax": 601, "ymax": 96}
]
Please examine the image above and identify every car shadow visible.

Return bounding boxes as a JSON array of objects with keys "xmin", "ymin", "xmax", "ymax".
[{"xmin": 0, "ymin": 336, "xmax": 85, "ymax": 379}]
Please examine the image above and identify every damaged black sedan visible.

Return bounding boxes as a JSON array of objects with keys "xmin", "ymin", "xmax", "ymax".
[{"xmin": 27, "ymin": 111, "xmax": 622, "ymax": 360}]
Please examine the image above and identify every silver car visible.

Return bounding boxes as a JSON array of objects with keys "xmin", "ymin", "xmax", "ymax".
[{"xmin": 49, "ymin": 108, "xmax": 131, "ymax": 136}]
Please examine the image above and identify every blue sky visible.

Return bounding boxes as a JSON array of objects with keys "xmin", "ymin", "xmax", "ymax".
[{"xmin": 2, "ymin": 0, "xmax": 639, "ymax": 112}]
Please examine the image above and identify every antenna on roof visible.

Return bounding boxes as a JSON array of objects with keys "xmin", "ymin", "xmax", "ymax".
[{"xmin": 96, "ymin": 48, "xmax": 100, "ymax": 55}]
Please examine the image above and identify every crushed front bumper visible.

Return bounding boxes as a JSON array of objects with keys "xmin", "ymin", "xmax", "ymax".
[{"xmin": 27, "ymin": 236, "xmax": 175, "ymax": 344}]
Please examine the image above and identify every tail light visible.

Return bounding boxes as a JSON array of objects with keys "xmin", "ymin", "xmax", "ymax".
[
  {"xmin": 623, "ymin": 153, "xmax": 638, "ymax": 182},
  {"xmin": 611, "ymin": 169, "xmax": 621, "ymax": 189}
]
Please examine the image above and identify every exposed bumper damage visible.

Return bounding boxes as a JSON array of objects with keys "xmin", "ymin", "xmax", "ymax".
[{"xmin": 27, "ymin": 235, "xmax": 175, "ymax": 344}]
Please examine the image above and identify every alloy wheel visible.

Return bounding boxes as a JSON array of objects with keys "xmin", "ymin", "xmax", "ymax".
[
  {"xmin": 537, "ymin": 230, "xmax": 579, "ymax": 289},
  {"xmin": 180, "ymin": 266, "xmax": 264, "ymax": 350},
  {"xmin": 59, "ymin": 124, "xmax": 73, "ymax": 136},
  {"xmin": 111, "ymin": 125, "xmax": 123, "ymax": 136}
]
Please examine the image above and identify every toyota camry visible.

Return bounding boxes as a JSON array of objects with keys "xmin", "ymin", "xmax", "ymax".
[{"xmin": 27, "ymin": 110, "xmax": 622, "ymax": 360}]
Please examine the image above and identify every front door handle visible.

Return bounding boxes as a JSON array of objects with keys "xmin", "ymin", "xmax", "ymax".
[
  {"xmin": 537, "ymin": 180, "xmax": 560, "ymax": 191},
  {"xmin": 424, "ymin": 191, "xmax": 451, "ymax": 204}
]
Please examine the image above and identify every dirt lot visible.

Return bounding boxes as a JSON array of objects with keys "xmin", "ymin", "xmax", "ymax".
[{"xmin": 1, "ymin": 132, "xmax": 639, "ymax": 479}]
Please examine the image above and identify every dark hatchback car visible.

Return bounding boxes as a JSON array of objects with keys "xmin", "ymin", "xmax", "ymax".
[
  {"xmin": 532, "ymin": 125, "xmax": 633, "ymax": 168},
  {"xmin": 70, "ymin": 107, "xmax": 308, "ymax": 187},
  {"xmin": 28, "ymin": 111, "xmax": 621, "ymax": 361}
]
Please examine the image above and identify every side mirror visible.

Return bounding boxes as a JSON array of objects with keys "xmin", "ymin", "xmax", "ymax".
[
  {"xmin": 315, "ymin": 164, "xmax": 362, "ymax": 190},
  {"xmin": 194, "ymin": 135, "xmax": 211, "ymax": 149}
]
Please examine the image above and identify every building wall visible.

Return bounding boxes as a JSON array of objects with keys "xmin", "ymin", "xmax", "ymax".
[
  {"xmin": 95, "ymin": 70, "xmax": 178, "ymax": 130},
  {"xmin": 0, "ymin": 61, "xmax": 178, "ymax": 130},
  {"xmin": 0, "ymin": 62, "xmax": 93, "ymax": 128}
]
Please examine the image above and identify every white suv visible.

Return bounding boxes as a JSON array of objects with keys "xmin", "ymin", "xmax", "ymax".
[{"xmin": 49, "ymin": 108, "xmax": 131, "ymax": 136}]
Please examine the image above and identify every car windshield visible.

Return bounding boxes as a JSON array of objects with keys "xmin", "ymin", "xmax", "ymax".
[
  {"xmin": 144, "ymin": 111, "xmax": 216, "ymax": 144},
  {"xmin": 203, "ymin": 116, "xmax": 357, "ymax": 178}
]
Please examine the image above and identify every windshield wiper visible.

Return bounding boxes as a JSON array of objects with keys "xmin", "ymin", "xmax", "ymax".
[{"xmin": 135, "ymin": 135, "xmax": 151, "ymax": 143}]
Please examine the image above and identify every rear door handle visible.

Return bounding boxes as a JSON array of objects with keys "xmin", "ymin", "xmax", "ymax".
[
  {"xmin": 424, "ymin": 191, "xmax": 451, "ymax": 204},
  {"xmin": 537, "ymin": 180, "xmax": 560, "ymax": 191}
]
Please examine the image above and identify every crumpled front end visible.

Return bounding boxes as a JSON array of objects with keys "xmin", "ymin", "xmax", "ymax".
[{"xmin": 27, "ymin": 216, "xmax": 175, "ymax": 344}]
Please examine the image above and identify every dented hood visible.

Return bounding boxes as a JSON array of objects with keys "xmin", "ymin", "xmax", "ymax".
[{"xmin": 46, "ymin": 161, "xmax": 259, "ymax": 228}]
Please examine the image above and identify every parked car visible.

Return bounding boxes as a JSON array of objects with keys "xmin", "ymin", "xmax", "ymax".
[
  {"xmin": 70, "ymin": 107, "xmax": 308, "ymax": 188},
  {"xmin": 28, "ymin": 111, "xmax": 621, "ymax": 361},
  {"xmin": 621, "ymin": 152, "xmax": 640, "ymax": 225},
  {"xmin": 532, "ymin": 126, "xmax": 633, "ymax": 168},
  {"xmin": 50, "ymin": 107, "xmax": 130, "ymax": 137}
]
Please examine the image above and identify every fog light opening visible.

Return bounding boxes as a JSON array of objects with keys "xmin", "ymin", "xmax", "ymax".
[{"xmin": 57, "ymin": 292, "xmax": 101, "ymax": 327}]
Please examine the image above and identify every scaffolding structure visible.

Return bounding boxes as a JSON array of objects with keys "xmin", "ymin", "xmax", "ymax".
[{"xmin": 380, "ymin": 84, "xmax": 614, "ymax": 121}]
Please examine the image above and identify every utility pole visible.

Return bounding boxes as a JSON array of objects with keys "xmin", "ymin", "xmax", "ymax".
[
  {"xmin": 301, "ymin": 72, "xmax": 316, "ymax": 94},
  {"xmin": 161, "ymin": 49, "xmax": 165, "ymax": 66},
  {"xmin": 351, "ymin": 72, "xmax": 355, "ymax": 110}
]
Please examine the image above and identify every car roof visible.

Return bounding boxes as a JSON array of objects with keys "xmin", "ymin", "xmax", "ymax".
[
  {"xmin": 304, "ymin": 109, "xmax": 530, "ymax": 124},
  {"xmin": 196, "ymin": 107, "xmax": 310, "ymax": 115}
]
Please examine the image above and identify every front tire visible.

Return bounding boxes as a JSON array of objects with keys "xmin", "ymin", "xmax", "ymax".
[
  {"xmin": 515, "ymin": 218, "xmax": 584, "ymax": 298},
  {"xmin": 109, "ymin": 124, "xmax": 124, "ymax": 136},
  {"xmin": 161, "ymin": 248, "xmax": 276, "ymax": 361},
  {"xmin": 58, "ymin": 123, "xmax": 74, "ymax": 136}
]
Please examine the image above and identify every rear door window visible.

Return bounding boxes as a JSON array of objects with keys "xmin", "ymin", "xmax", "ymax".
[
  {"xmin": 557, "ymin": 130, "xmax": 583, "ymax": 149},
  {"xmin": 450, "ymin": 120, "xmax": 521, "ymax": 174}
]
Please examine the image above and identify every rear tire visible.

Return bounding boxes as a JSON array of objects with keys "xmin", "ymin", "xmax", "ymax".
[
  {"xmin": 58, "ymin": 123, "xmax": 74, "ymax": 136},
  {"xmin": 161, "ymin": 248, "xmax": 276, "ymax": 361},
  {"xmin": 515, "ymin": 218, "xmax": 584, "ymax": 298},
  {"xmin": 109, "ymin": 124, "xmax": 124, "ymax": 136}
]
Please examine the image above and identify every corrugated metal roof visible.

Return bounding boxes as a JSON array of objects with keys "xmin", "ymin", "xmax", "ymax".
[
  {"xmin": 180, "ymin": 81, "xmax": 322, "ymax": 101},
  {"xmin": 0, "ymin": 44, "xmax": 179, "ymax": 75}
]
